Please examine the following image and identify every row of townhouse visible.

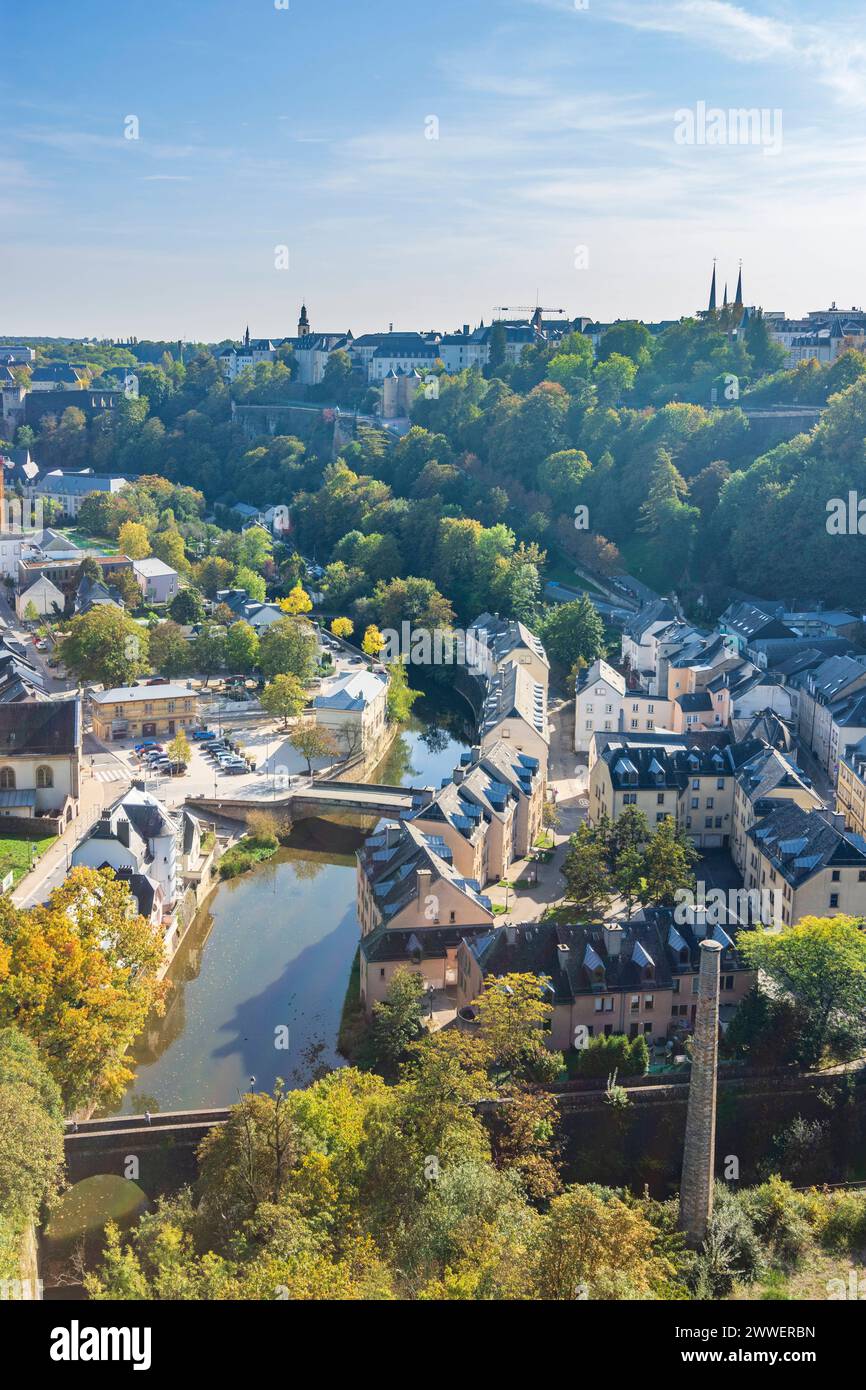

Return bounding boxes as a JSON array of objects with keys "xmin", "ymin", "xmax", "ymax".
[
  {"xmin": 456, "ymin": 913, "xmax": 753, "ymax": 1052},
  {"xmin": 588, "ymin": 732, "xmax": 765, "ymax": 849},
  {"xmin": 356, "ymin": 613, "xmax": 551, "ymax": 1012}
]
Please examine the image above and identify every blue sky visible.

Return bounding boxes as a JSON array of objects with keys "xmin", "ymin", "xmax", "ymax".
[{"xmin": 3, "ymin": 0, "xmax": 866, "ymax": 340}]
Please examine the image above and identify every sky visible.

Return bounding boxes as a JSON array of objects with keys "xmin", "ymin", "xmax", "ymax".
[{"xmin": 3, "ymin": 0, "xmax": 866, "ymax": 341}]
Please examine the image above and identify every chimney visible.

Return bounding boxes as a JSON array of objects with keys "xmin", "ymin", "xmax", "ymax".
[
  {"xmin": 679, "ymin": 939, "xmax": 723, "ymax": 1246},
  {"xmin": 603, "ymin": 924, "xmax": 623, "ymax": 957},
  {"xmin": 506, "ymin": 924, "xmax": 518, "ymax": 946},
  {"xmin": 470, "ymin": 745, "xmax": 481, "ymax": 763},
  {"xmin": 117, "ymin": 817, "xmax": 130, "ymax": 849},
  {"xmin": 417, "ymin": 867, "xmax": 432, "ymax": 912},
  {"xmin": 453, "ymin": 767, "xmax": 465, "ymax": 785}
]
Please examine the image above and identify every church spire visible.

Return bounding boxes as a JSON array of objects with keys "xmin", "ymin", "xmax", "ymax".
[
  {"xmin": 244, "ymin": 324, "xmax": 250, "ymax": 348},
  {"xmin": 298, "ymin": 302, "xmax": 310, "ymax": 337},
  {"xmin": 723, "ymin": 282, "xmax": 728, "ymax": 308},
  {"xmin": 735, "ymin": 262, "xmax": 743, "ymax": 306},
  {"xmin": 708, "ymin": 261, "xmax": 717, "ymax": 313}
]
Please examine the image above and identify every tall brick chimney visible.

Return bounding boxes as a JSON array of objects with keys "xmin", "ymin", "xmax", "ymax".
[{"xmin": 679, "ymin": 937, "xmax": 722, "ymax": 1246}]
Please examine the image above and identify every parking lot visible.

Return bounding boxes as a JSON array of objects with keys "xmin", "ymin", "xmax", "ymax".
[{"xmin": 108, "ymin": 717, "xmax": 336, "ymax": 810}]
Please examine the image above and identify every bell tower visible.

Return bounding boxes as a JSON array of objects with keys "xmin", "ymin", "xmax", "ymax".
[{"xmin": 298, "ymin": 303, "xmax": 310, "ymax": 338}]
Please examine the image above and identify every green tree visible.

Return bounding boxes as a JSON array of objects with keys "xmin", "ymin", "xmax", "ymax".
[
  {"xmin": 472, "ymin": 972, "xmax": 554, "ymax": 1070},
  {"xmin": 288, "ymin": 722, "xmax": 339, "ymax": 774},
  {"xmin": 193, "ymin": 556, "xmax": 234, "ymax": 598},
  {"xmin": 169, "ymin": 588, "xmax": 205, "ymax": 625},
  {"xmin": 640, "ymin": 817, "xmax": 698, "ymax": 907},
  {"xmin": 613, "ymin": 846, "xmax": 645, "ymax": 920},
  {"xmin": 260, "ymin": 673, "xmax": 307, "ymax": 728},
  {"xmin": 737, "ymin": 915, "xmax": 866, "ymax": 1068},
  {"xmin": 224, "ymin": 620, "xmax": 260, "ymax": 673},
  {"xmin": 363, "ymin": 967, "xmax": 426, "ymax": 1080},
  {"xmin": 148, "ymin": 620, "xmax": 190, "ymax": 678},
  {"xmin": 234, "ymin": 565, "xmax": 266, "ymax": 603},
  {"xmin": 60, "ymin": 607, "xmax": 150, "ymax": 686},
  {"xmin": 0, "ymin": 1028, "xmax": 65, "ymax": 1235},
  {"xmin": 385, "ymin": 661, "xmax": 420, "ymax": 723},
  {"xmin": 562, "ymin": 823, "xmax": 613, "ymax": 919},
  {"xmin": 151, "ymin": 527, "xmax": 189, "ymax": 575},
  {"xmin": 191, "ymin": 624, "xmax": 227, "ymax": 685},
  {"xmin": 258, "ymin": 618, "xmax": 317, "ymax": 682},
  {"xmin": 539, "ymin": 596, "xmax": 606, "ymax": 668}
]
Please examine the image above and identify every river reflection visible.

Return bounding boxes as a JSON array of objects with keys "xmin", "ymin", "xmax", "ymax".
[{"xmin": 117, "ymin": 694, "xmax": 471, "ymax": 1114}]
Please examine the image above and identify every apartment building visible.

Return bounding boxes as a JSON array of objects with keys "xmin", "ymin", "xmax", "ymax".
[
  {"xmin": 730, "ymin": 745, "xmax": 824, "ymax": 875},
  {"xmin": 575, "ymin": 658, "xmax": 675, "ymax": 754},
  {"xmin": 470, "ymin": 612, "xmax": 550, "ymax": 693},
  {"xmin": 90, "ymin": 683, "xmax": 198, "ymax": 741},
  {"xmin": 478, "ymin": 660, "xmax": 549, "ymax": 769},
  {"xmin": 456, "ymin": 914, "xmax": 754, "ymax": 1053},
  {"xmin": 744, "ymin": 803, "xmax": 866, "ymax": 925},
  {"xmin": 589, "ymin": 734, "xmax": 760, "ymax": 848},
  {"xmin": 793, "ymin": 654, "xmax": 866, "ymax": 774},
  {"xmin": 620, "ymin": 600, "xmax": 678, "ymax": 689},
  {"xmin": 835, "ymin": 735, "xmax": 866, "ymax": 837},
  {"xmin": 409, "ymin": 740, "xmax": 545, "ymax": 886},
  {"xmin": 72, "ymin": 785, "xmax": 182, "ymax": 917},
  {"xmin": 356, "ymin": 820, "xmax": 494, "ymax": 939}
]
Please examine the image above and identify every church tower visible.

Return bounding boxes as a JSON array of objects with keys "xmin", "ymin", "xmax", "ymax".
[
  {"xmin": 298, "ymin": 303, "xmax": 310, "ymax": 338},
  {"xmin": 708, "ymin": 261, "xmax": 717, "ymax": 313}
]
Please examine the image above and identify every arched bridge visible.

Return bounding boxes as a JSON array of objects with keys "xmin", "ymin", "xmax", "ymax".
[
  {"xmin": 186, "ymin": 781, "xmax": 433, "ymax": 824},
  {"xmin": 65, "ymin": 1109, "xmax": 230, "ymax": 1195}
]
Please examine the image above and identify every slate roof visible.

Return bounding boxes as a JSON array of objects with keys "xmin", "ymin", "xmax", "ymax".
[
  {"xmin": 358, "ymin": 821, "xmax": 493, "ymax": 926},
  {"xmin": 747, "ymin": 802, "xmax": 866, "ymax": 887},
  {"xmin": 0, "ymin": 696, "xmax": 79, "ymax": 754}
]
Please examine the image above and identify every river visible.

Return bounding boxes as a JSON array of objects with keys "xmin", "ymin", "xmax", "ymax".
[{"xmin": 117, "ymin": 688, "xmax": 473, "ymax": 1114}]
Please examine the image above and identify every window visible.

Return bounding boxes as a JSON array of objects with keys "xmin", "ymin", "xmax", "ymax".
[
  {"xmin": 722, "ymin": 975, "xmax": 734, "ymax": 991},
  {"xmin": 0, "ymin": 768, "xmax": 15, "ymax": 789},
  {"xmin": 36, "ymin": 765, "xmax": 53, "ymax": 789},
  {"xmin": 830, "ymin": 893, "xmax": 839, "ymax": 908},
  {"xmin": 657, "ymin": 792, "xmax": 665, "ymax": 804},
  {"xmin": 831, "ymin": 870, "xmax": 840, "ymax": 881},
  {"xmin": 706, "ymin": 797, "xmax": 714, "ymax": 809},
  {"xmin": 630, "ymin": 995, "xmax": 640, "ymax": 1012},
  {"xmin": 717, "ymin": 778, "xmax": 725, "ymax": 790},
  {"xmin": 692, "ymin": 779, "xmax": 700, "ymax": 790},
  {"xmin": 644, "ymin": 995, "xmax": 654, "ymax": 1010},
  {"xmin": 691, "ymin": 797, "xmax": 699, "ymax": 809},
  {"xmin": 449, "ymin": 910, "xmax": 456, "ymax": 923},
  {"xmin": 715, "ymin": 817, "xmax": 723, "ymax": 829}
]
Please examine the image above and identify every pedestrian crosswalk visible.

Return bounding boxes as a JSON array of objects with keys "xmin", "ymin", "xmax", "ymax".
[{"xmin": 92, "ymin": 767, "xmax": 128, "ymax": 783}]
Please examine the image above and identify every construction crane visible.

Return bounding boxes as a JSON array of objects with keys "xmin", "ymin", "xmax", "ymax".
[{"xmin": 495, "ymin": 304, "xmax": 566, "ymax": 317}]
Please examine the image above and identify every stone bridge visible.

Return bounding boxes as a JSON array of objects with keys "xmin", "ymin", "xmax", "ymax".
[
  {"xmin": 65, "ymin": 1109, "xmax": 229, "ymax": 1195},
  {"xmin": 186, "ymin": 780, "xmax": 434, "ymax": 825}
]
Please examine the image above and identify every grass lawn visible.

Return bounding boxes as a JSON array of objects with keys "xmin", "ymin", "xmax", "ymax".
[
  {"xmin": 64, "ymin": 529, "xmax": 118, "ymax": 555},
  {"xmin": 0, "ymin": 832, "xmax": 58, "ymax": 886}
]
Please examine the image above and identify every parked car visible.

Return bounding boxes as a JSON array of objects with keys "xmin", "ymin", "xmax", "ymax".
[
  {"xmin": 192, "ymin": 729, "xmax": 216, "ymax": 741},
  {"xmin": 135, "ymin": 741, "xmax": 163, "ymax": 753},
  {"xmin": 222, "ymin": 762, "xmax": 247, "ymax": 775},
  {"xmin": 167, "ymin": 761, "xmax": 188, "ymax": 776}
]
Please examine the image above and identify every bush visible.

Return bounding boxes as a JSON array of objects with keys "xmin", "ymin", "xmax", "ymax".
[
  {"xmin": 743, "ymin": 1177, "xmax": 814, "ymax": 1269},
  {"xmin": 815, "ymin": 1190, "xmax": 866, "ymax": 1253},
  {"xmin": 218, "ymin": 830, "xmax": 279, "ymax": 880},
  {"xmin": 574, "ymin": 1032, "xmax": 650, "ymax": 1078}
]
